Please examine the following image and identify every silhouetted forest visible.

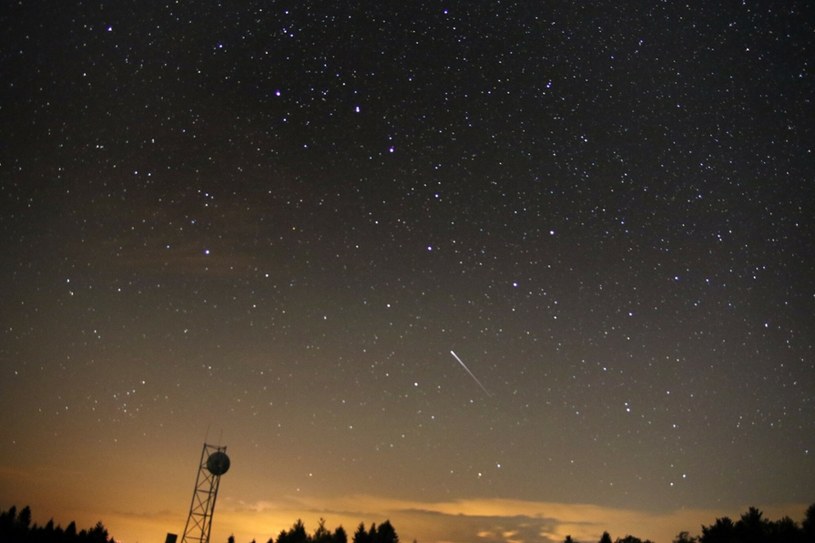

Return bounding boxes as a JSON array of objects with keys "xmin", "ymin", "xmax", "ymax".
[
  {"xmin": 0, "ymin": 505, "xmax": 113, "ymax": 543},
  {"xmin": 562, "ymin": 503, "xmax": 815, "ymax": 543},
  {"xmin": 254, "ymin": 518, "xmax": 400, "ymax": 543},
  {"xmin": 3, "ymin": 503, "xmax": 815, "ymax": 543}
]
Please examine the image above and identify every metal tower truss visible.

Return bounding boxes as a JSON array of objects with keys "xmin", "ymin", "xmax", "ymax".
[{"xmin": 181, "ymin": 443, "xmax": 229, "ymax": 543}]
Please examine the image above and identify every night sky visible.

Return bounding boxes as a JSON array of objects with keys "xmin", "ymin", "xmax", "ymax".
[{"xmin": 1, "ymin": 2, "xmax": 813, "ymax": 543}]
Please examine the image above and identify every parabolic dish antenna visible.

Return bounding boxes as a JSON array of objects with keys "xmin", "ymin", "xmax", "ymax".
[{"xmin": 206, "ymin": 451, "xmax": 231, "ymax": 476}]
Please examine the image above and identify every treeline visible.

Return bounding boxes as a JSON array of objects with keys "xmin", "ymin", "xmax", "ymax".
[
  {"xmin": 681, "ymin": 504, "xmax": 815, "ymax": 543},
  {"xmin": 4, "ymin": 503, "xmax": 815, "ymax": 543},
  {"xmin": 246, "ymin": 518, "xmax": 400, "ymax": 543},
  {"xmin": 563, "ymin": 503, "xmax": 815, "ymax": 543},
  {"xmin": 0, "ymin": 505, "xmax": 113, "ymax": 543}
]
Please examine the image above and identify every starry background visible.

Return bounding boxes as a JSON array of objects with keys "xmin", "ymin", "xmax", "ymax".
[{"xmin": 1, "ymin": 1, "xmax": 813, "ymax": 543}]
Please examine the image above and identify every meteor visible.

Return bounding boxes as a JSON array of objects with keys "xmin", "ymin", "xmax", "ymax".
[{"xmin": 450, "ymin": 350, "xmax": 491, "ymax": 396}]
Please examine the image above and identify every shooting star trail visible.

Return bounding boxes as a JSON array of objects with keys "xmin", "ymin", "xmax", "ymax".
[{"xmin": 450, "ymin": 350, "xmax": 491, "ymax": 396}]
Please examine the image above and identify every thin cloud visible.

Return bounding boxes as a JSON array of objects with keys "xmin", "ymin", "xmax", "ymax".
[{"xmin": 214, "ymin": 495, "xmax": 812, "ymax": 543}]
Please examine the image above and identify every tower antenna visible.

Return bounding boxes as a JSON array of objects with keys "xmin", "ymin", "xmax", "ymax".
[{"xmin": 180, "ymin": 443, "xmax": 231, "ymax": 543}]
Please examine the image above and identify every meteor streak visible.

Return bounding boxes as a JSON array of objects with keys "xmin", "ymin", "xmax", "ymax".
[{"xmin": 450, "ymin": 350, "xmax": 491, "ymax": 396}]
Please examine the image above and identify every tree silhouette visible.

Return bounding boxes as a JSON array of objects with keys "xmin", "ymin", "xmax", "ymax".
[
  {"xmin": 87, "ymin": 521, "xmax": 110, "ymax": 543},
  {"xmin": 768, "ymin": 516, "xmax": 800, "ymax": 543},
  {"xmin": 376, "ymin": 520, "xmax": 399, "ymax": 543},
  {"xmin": 700, "ymin": 516, "xmax": 735, "ymax": 543},
  {"xmin": 353, "ymin": 523, "xmax": 370, "ymax": 543},
  {"xmin": 313, "ymin": 518, "xmax": 332, "ymax": 543},
  {"xmin": 672, "ymin": 531, "xmax": 697, "ymax": 543},
  {"xmin": 736, "ymin": 507, "xmax": 769, "ymax": 543},
  {"xmin": 18, "ymin": 506, "xmax": 33, "ymax": 530},
  {"xmin": 599, "ymin": 532, "xmax": 612, "ymax": 543},
  {"xmin": 803, "ymin": 504, "xmax": 815, "ymax": 542},
  {"xmin": 332, "ymin": 525, "xmax": 348, "ymax": 543},
  {"xmin": 291, "ymin": 520, "xmax": 310, "ymax": 543}
]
